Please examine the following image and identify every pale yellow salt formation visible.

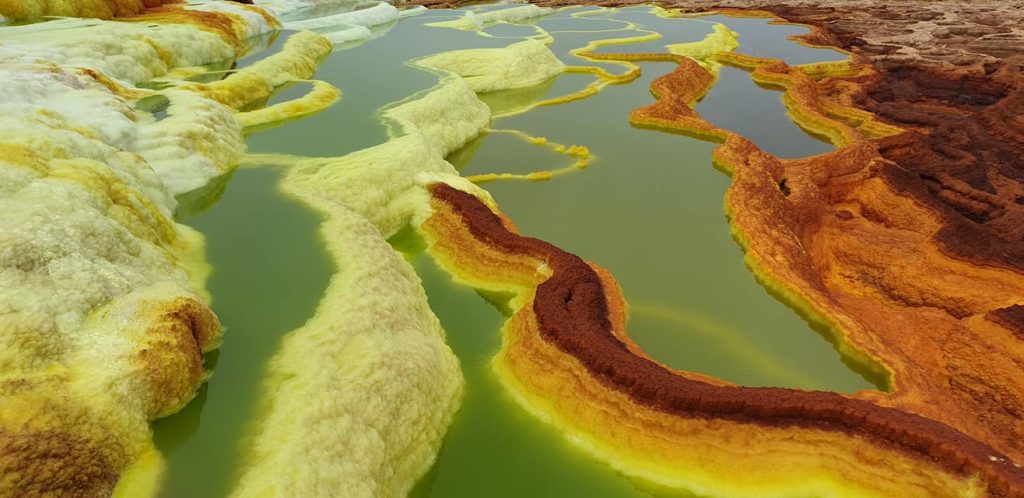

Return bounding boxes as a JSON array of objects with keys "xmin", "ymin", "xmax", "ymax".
[
  {"xmin": 184, "ymin": 29, "xmax": 334, "ymax": 113},
  {"xmin": 230, "ymin": 39, "xmax": 569, "ymax": 498},
  {"xmin": 0, "ymin": 0, "xmax": 169, "ymax": 20},
  {"xmin": 0, "ymin": 2, "xmax": 319, "ymax": 496},
  {"xmin": 237, "ymin": 79, "xmax": 341, "ymax": 129},
  {"xmin": 426, "ymin": 4, "xmax": 552, "ymax": 31},
  {"xmin": 0, "ymin": 6, "xmax": 319, "ymax": 195},
  {"xmin": 230, "ymin": 78, "xmax": 486, "ymax": 498},
  {"xmin": 667, "ymin": 22, "xmax": 739, "ymax": 69},
  {"xmin": 0, "ymin": 59, "xmax": 219, "ymax": 496},
  {"xmin": 415, "ymin": 39, "xmax": 566, "ymax": 93}
]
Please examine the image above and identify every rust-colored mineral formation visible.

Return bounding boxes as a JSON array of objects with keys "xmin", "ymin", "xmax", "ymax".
[{"xmin": 412, "ymin": 1, "xmax": 1024, "ymax": 496}]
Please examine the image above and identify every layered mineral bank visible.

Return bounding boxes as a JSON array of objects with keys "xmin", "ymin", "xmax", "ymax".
[{"xmin": 1, "ymin": 0, "xmax": 1022, "ymax": 498}]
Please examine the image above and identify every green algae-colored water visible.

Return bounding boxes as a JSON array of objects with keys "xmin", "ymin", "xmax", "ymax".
[
  {"xmin": 154, "ymin": 5, "xmax": 878, "ymax": 497},
  {"xmin": 406, "ymin": 254, "xmax": 667, "ymax": 498},
  {"xmin": 157, "ymin": 167, "xmax": 332, "ymax": 498}
]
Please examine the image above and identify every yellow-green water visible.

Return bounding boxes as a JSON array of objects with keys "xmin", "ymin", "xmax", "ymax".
[{"xmin": 152, "ymin": 5, "xmax": 878, "ymax": 497}]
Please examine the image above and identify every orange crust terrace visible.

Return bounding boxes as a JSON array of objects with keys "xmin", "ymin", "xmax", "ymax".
[
  {"xmin": 422, "ymin": 183, "xmax": 1024, "ymax": 498},
  {"xmin": 615, "ymin": 35, "xmax": 1024, "ymax": 467},
  {"xmin": 414, "ymin": 10, "xmax": 1024, "ymax": 497}
]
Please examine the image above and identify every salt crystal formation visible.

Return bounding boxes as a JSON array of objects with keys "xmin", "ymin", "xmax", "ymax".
[{"xmin": 2, "ymin": 1, "xmax": 1023, "ymax": 497}]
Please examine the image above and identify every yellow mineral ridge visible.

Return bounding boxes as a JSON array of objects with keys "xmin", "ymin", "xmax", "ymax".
[
  {"xmin": 228, "ymin": 38, "xmax": 565, "ymax": 498},
  {"xmin": 0, "ymin": 2, "xmax": 338, "ymax": 496}
]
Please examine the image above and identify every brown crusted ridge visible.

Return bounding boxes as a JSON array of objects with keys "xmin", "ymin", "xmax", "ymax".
[
  {"xmin": 409, "ymin": 0, "xmax": 1024, "ymax": 491},
  {"xmin": 989, "ymin": 305, "xmax": 1024, "ymax": 342},
  {"xmin": 612, "ymin": 43, "xmax": 1024, "ymax": 460},
  {"xmin": 866, "ymin": 63, "xmax": 1024, "ymax": 273},
  {"xmin": 408, "ymin": 0, "xmax": 1024, "ymax": 269},
  {"xmin": 704, "ymin": 1, "xmax": 1024, "ymax": 274},
  {"xmin": 430, "ymin": 182, "xmax": 1024, "ymax": 495}
]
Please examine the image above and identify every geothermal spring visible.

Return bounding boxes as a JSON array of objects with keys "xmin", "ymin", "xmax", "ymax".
[{"xmin": 1, "ymin": 0, "xmax": 1023, "ymax": 497}]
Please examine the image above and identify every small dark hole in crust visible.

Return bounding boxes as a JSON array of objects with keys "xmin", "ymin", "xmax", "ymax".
[{"xmin": 778, "ymin": 178, "xmax": 791, "ymax": 197}]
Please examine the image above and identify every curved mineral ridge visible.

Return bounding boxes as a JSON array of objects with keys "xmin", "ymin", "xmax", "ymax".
[
  {"xmin": 0, "ymin": 1, "xmax": 568, "ymax": 494},
  {"xmin": 229, "ymin": 37, "xmax": 565, "ymax": 498},
  {"xmin": 421, "ymin": 182, "xmax": 1024, "ymax": 497},
  {"xmin": 409, "ymin": 2, "xmax": 1024, "ymax": 497},
  {"xmin": 4, "ymin": 1, "xmax": 1023, "ymax": 496}
]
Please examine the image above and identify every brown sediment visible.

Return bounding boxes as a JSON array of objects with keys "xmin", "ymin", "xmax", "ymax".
[
  {"xmin": 588, "ymin": 24, "xmax": 1024, "ymax": 469},
  {"xmin": 133, "ymin": 296, "xmax": 221, "ymax": 418},
  {"xmin": 410, "ymin": 1, "xmax": 1024, "ymax": 495},
  {"xmin": 989, "ymin": 305, "xmax": 1024, "ymax": 341},
  {"xmin": 425, "ymin": 182, "xmax": 1024, "ymax": 497},
  {"xmin": 412, "ymin": 0, "xmax": 1024, "ymax": 273},
  {"xmin": 631, "ymin": 45, "xmax": 1024, "ymax": 477}
]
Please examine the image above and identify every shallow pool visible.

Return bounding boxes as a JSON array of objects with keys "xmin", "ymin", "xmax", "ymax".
[{"xmin": 153, "ymin": 5, "xmax": 876, "ymax": 497}]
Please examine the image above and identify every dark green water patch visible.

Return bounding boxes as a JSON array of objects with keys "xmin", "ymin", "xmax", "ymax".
[
  {"xmin": 697, "ymin": 66, "xmax": 833, "ymax": 158},
  {"xmin": 154, "ymin": 167, "xmax": 332, "ymax": 498},
  {"xmin": 699, "ymin": 14, "xmax": 847, "ymax": 65},
  {"xmin": 236, "ymin": 30, "xmax": 295, "ymax": 69},
  {"xmin": 265, "ymin": 81, "xmax": 316, "ymax": 107},
  {"xmin": 463, "ymin": 61, "xmax": 872, "ymax": 393},
  {"xmin": 134, "ymin": 94, "xmax": 170, "ymax": 121}
]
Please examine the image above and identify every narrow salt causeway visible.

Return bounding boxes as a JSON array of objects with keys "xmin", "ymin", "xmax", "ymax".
[{"xmin": 1, "ymin": 2, "xmax": 1022, "ymax": 498}]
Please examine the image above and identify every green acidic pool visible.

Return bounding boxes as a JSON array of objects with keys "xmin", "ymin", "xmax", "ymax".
[
  {"xmin": 155, "ymin": 167, "xmax": 332, "ymax": 498},
  {"xmin": 153, "ymin": 5, "xmax": 879, "ymax": 497}
]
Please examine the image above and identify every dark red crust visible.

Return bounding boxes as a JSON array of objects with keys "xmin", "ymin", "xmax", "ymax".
[
  {"xmin": 408, "ymin": 0, "xmax": 1024, "ymax": 273},
  {"xmin": 430, "ymin": 182, "xmax": 1024, "ymax": 496},
  {"xmin": 989, "ymin": 305, "xmax": 1024, "ymax": 341},
  {"xmin": 868, "ymin": 64, "xmax": 1024, "ymax": 273}
]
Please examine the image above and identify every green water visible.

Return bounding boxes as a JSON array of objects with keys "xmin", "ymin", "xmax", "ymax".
[
  {"xmin": 589, "ymin": 7, "xmax": 713, "ymax": 54},
  {"xmin": 699, "ymin": 14, "xmax": 847, "ymax": 65},
  {"xmin": 155, "ymin": 167, "xmax": 332, "ymax": 498},
  {"xmin": 406, "ymin": 254, "xmax": 665, "ymax": 498},
  {"xmin": 458, "ymin": 58, "xmax": 860, "ymax": 391},
  {"xmin": 153, "ymin": 5, "xmax": 877, "ymax": 497},
  {"xmin": 247, "ymin": 13, "xmax": 509, "ymax": 157},
  {"xmin": 697, "ymin": 66, "xmax": 833, "ymax": 157}
]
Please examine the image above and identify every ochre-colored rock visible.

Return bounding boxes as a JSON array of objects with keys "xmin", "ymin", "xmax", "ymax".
[{"xmin": 410, "ymin": 2, "xmax": 1024, "ymax": 496}]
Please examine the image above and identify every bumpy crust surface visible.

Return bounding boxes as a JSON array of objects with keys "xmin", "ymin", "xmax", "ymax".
[{"xmin": 411, "ymin": 2, "xmax": 1024, "ymax": 495}]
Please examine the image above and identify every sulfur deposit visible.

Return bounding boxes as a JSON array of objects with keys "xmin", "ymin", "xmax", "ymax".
[
  {"xmin": 230, "ymin": 38, "xmax": 565, "ymax": 498},
  {"xmin": 0, "ymin": 1, "xmax": 333, "ymax": 496},
  {"xmin": 5, "ymin": 1, "xmax": 1024, "ymax": 497}
]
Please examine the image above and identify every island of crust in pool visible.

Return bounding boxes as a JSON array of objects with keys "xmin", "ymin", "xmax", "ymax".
[{"xmin": 0, "ymin": 0, "xmax": 1023, "ymax": 497}]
